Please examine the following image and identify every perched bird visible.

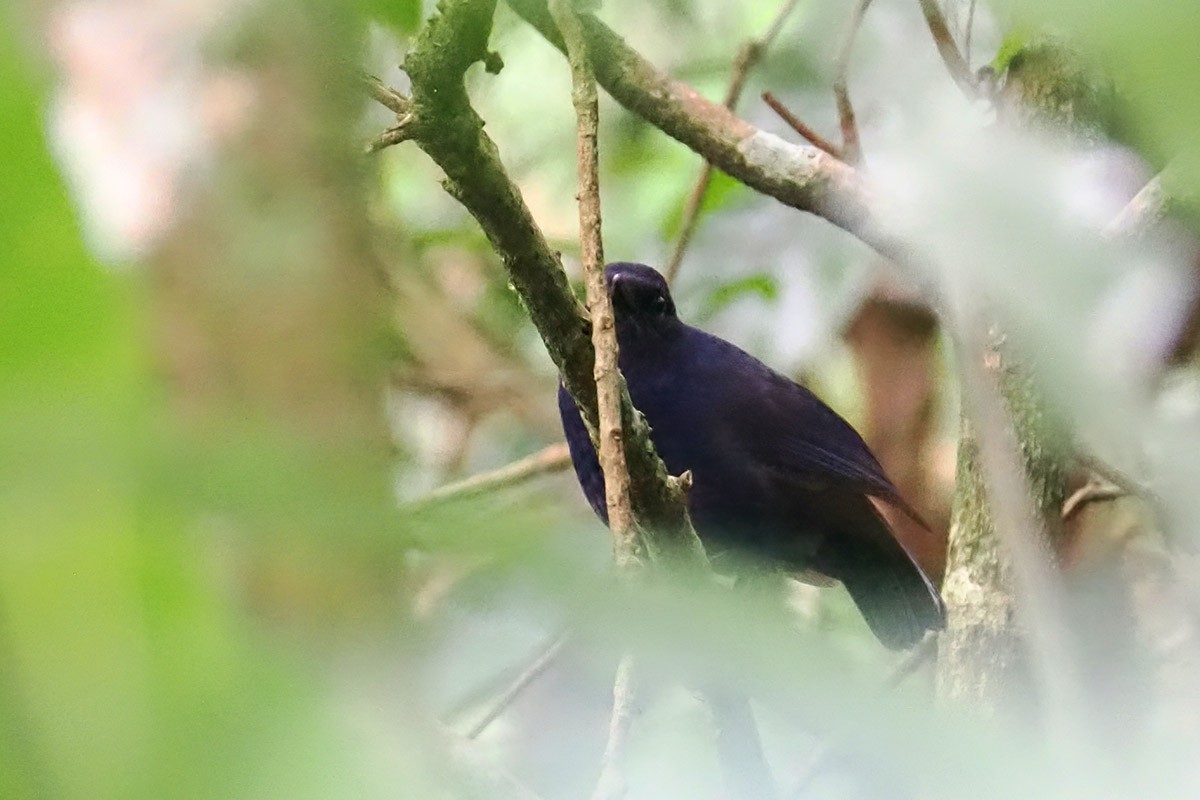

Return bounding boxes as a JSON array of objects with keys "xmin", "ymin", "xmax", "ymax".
[{"xmin": 558, "ymin": 263, "xmax": 943, "ymax": 649}]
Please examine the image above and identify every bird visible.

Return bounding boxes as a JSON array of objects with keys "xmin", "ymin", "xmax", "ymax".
[{"xmin": 557, "ymin": 262, "xmax": 944, "ymax": 649}]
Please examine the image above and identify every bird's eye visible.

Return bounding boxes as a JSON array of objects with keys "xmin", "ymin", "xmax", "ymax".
[{"xmin": 652, "ymin": 295, "xmax": 668, "ymax": 313}]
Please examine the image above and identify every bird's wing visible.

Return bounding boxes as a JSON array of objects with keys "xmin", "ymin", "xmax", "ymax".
[{"xmin": 696, "ymin": 331, "xmax": 925, "ymax": 526}]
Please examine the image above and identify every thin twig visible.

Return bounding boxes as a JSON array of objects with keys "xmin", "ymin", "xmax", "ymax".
[
  {"xmin": 551, "ymin": 2, "xmax": 644, "ymax": 794},
  {"xmin": 366, "ymin": 116, "xmax": 416, "ymax": 153},
  {"xmin": 761, "ymin": 92, "xmax": 843, "ymax": 159},
  {"xmin": 364, "ymin": 73, "xmax": 412, "ymax": 116},
  {"xmin": 406, "ymin": 443, "xmax": 572, "ymax": 511},
  {"xmin": 505, "ymin": 0, "xmax": 898, "ymax": 263},
  {"xmin": 550, "ymin": 0, "xmax": 638, "ymax": 562},
  {"xmin": 916, "ymin": 0, "xmax": 977, "ymax": 96},
  {"xmin": 592, "ymin": 654, "xmax": 639, "ymax": 800},
  {"xmin": 785, "ymin": 632, "xmax": 937, "ymax": 797},
  {"xmin": 663, "ymin": 0, "xmax": 803, "ymax": 283},
  {"xmin": 832, "ymin": 0, "xmax": 873, "ymax": 163},
  {"xmin": 465, "ymin": 630, "xmax": 571, "ymax": 739},
  {"xmin": 1061, "ymin": 480, "xmax": 1125, "ymax": 523},
  {"xmin": 363, "ymin": 75, "xmax": 415, "ymax": 152}
]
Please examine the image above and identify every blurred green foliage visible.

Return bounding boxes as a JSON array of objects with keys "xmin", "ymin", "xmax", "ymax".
[{"xmin": 5, "ymin": 0, "xmax": 1200, "ymax": 798}]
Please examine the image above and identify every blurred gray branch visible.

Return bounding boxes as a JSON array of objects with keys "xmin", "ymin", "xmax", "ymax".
[{"xmin": 406, "ymin": 443, "xmax": 572, "ymax": 511}]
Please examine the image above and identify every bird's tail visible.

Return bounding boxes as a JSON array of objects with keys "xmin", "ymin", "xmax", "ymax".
[{"xmin": 825, "ymin": 527, "xmax": 945, "ymax": 650}]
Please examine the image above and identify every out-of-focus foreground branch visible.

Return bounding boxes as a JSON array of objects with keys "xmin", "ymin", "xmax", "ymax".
[{"xmin": 939, "ymin": 43, "xmax": 1200, "ymax": 744}]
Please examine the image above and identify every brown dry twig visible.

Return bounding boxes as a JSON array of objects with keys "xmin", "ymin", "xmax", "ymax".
[
  {"xmin": 832, "ymin": 0, "xmax": 873, "ymax": 163},
  {"xmin": 549, "ymin": 0, "xmax": 639, "ymax": 564},
  {"xmin": 364, "ymin": 73, "xmax": 411, "ymax": 115},
  {"xmin": 366, "ymin": 120, "xmax": 416, "ymax": 153},
  {"xmin": 1103, "ymin": 168, "xmax": 1170, "ymax": 240},
  {"xmin": 663, "ymin": 0, "xmax": 803, "ymax": 283},
  {"xmin": 916, "ymin": 0, "xmax": 977, "ymax": 96},
  {"xmin": 761, "ymin": 0, "xmax": 872, "ymax": 165},
  {"xmin": 363, "ymin": 74, "xmax": 416, "ymax": 153},
  {"xmin": 550, "ymin": 1, "xmax": 645, "ymax": 794},
  {"xmin": 761, "ymin": 92, "xmax": 843, "ymax": 159},
  {"xmin": 591, "ymin": 654, "xmax": 639, "ymax": 800}
]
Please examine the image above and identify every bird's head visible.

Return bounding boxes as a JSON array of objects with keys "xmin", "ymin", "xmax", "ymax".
[{"xmin": 604, "ymin": 262, "xmax": 681, "ymax": 344}]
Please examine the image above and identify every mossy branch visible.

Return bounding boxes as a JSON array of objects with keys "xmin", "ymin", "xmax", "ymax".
[{"xmin": 399, "ymin": 0, "xmax": 705, "ymax": 563}]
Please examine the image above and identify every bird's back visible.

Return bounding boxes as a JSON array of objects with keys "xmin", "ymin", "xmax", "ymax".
[{"xmin": 557, "ymin": 318, "xmax": 944, "ymax": 648}]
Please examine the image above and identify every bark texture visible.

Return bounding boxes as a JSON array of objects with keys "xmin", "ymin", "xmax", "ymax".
[{"xmin": 937, "ymin": 335, "xmax": 1069, "ymax": 712}]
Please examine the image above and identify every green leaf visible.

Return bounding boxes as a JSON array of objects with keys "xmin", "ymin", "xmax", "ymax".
[
  {"xmin": 660, "ymin": 169, "xmax": 749, "ymax": 240},
  {"xmin": 363, "ymin": 0, "xmax": 424, "ymax": 35},
  {"xmin": 696, "ymin": 272, "xmax": 780, "ymax": 320}
]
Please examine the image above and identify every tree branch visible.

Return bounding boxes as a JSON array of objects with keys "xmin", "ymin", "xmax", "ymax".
[
  {"xmin": 832, "ymin": 0, "xmax": 873, "ymax": 163},
  {"xmin": 761, "ymin": 92, "xmax": 843, "ymax": 158},
  {"xmin": 916, "ymin": 0, "xmax": 977, "ymax": 96},
  {"xmin": 591, "ymin": 653, "xmax": 639, "ymax": 800},
  {"xmin": 397, "ymin": 0, "xmax": 705, "ymax": 561},
  {"xmin": 550, "ymin": 0, "xmax": 639, "ymax": 567},
  {"xmin": 504, "ymin": 0, "xmax": 902, "ymax": 260},
  {"xmin": 363, "ymin": 73, "xmax": 411, "ymax": 115},
  {"xmin": 663, "ymin": 0, "xmax": 803, "ymax": 283},
  {"xmin": 465, "ymin": 629, "xmax": 570, "ymax": 740},
  {"xmin": 406, "ymin": 443, "xmax": 571, "ymax": 511}
]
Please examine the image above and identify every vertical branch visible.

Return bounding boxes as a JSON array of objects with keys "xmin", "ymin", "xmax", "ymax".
[
  {"xmin": 591, "ymin": 654, "xmax": 639, "ymax": 800},
  {"xmin": 663, "ymin": 0, "xmax": 803, "ymax": 283},
  {"xmin": 949, "ymin": 320, "xmax": 1082, "ymax": 742},
  {"xmin": 550, "ymin": 0, "xmax": 638, "ymax": 563},
  {"xmin": 916, "ymin": 0, "xmax": 977, "ymax": 95},
  {"xmin": 832, "ymin": 0, "xmax": 874, "ymax": 163},
  {"xmin": 551, "ymin": 3, "xmax": 643, "ymax": 797}
]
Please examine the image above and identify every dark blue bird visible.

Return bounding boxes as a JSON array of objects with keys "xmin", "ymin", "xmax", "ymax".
[{"xmin": 558, "ymin": 263, "xmax": 944, "ymax": 649}]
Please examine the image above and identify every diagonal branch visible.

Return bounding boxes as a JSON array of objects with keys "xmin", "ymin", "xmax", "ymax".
[
  {"xmin": 591, "ymin": 653, "xmax": 639, "ymax": 800},
  {"xmin": 406, "ymin": 443, "xmax": 571, "ymax": 511},
  {"xmin": 398, "ymin": 0, "xmax": 705, "ymax": 562},
  {"xmin": 504, "ymin": 0, "xmax": 901, "ymax": 261},
  {"xmin": 464, "ymin": 630, "xmax": 570, "ymax": 739},
  {"xmin": 761, "ymin": 92, "xmax": 843, "ymax": 158},
  {"xmin": 916, "ymin": 0, "xmax": 977, "ymax": 96},
  {"xmin": 663, "ymin": 0, "xmax": 803, "ymax": 283}
]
